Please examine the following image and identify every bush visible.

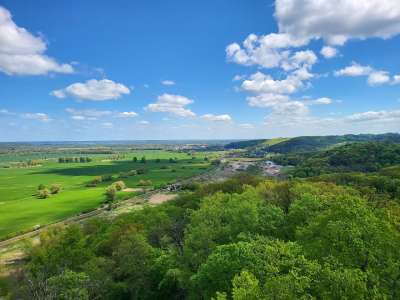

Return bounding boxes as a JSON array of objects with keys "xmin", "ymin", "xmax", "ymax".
[
  {"xmin": 127, "ymin": 170, "xmax": 137, "ymax": 176},
  {"xmin": 138, "ymin": 179, "xmax": 152, "ymax": 186},
  {"xmin": 137, "ymin": 168, "xmax": 147, "ymax": 175},
  {"xmin": 133, "ymin": 157, "xmax": 138, "ymax": 162},
  {"xmin": 141, "ymin": 156, "xmax": 146, "ymax": 163},
  {"xmin": 155, "ymin": 158, "xmax": 161, "ymax": 163},
  {"xmin": 160, "ymin": 165, "xmax": 169, "ymax": 170},
  {"xmin": 105, "ymin": 185, "xmax": 117, "ymax": 202},
  {"xmin": 114, "ymin": 181, "xmax": 126, "ymax": 191},
  {"xmin": 101, "ymin": 174, "xmax": 113, "ymax": 182},
  {"xmin": 87, "ymin": 176, "xmax": 102, "ymax": 187},
  {"xmin": 38, "ymin": 184, "xmax": 45, "ymax": 190},
  {"xmin": 119, "ymin": 172, "xmax": 129, "ymax": 178},
  {"xmin": 171, "ymin": 169, "xmax": 176, "ymax": 173},
  {"xmin": 38, "ymin": 188, "xmax": 50, "ymax": 199},
  {"xmin": 50, "ymin": 184, "xmax": 61, "ymax": 194}
]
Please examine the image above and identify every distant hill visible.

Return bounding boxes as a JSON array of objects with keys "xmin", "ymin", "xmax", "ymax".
[
  {"xmin": 283, "ymin": 142, "xmax": 400, "ymax": 177},
  {"xmin": 266, "ymin": 133, "xmax": 400, "ymax": 153},
  {"xmin": 223, "ymin": 139, "xmax": 266, "ymax": 149},
  {"xmin": 224, "ymin": 138, "xmax": 289, "ymax": 150}
]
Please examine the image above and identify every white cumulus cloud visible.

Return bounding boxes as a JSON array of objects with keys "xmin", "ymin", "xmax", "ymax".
[
  {"xmin": 0, "ymin": 6, "xmax": 74, "ymax": 75},
  {"xmin": 247, "ymin": 93, "xmax": 290, "ymax": 108},
  {"xmin": 367, "ymin": 71, "xmax": 391, "ymax": 86},
  {"xmin": 275, "ymin": 0, "xmax": 400, "ymax": 45},
  {"xmin": 335, "ymin": 62, "xmax": 395, "ymax": 86},
  {"xmin": 312, "ymin": 97, "xmax": 333, "ymax": 105},
  {"xmin": 146, "ymin": 94, "xmax": 195, "ymax": 117},
  {"xmin": 118, "ymin": 111, "xmax": 138, "ymax": 118},
  {"xmin": 335, "ymin": 62, "xmax": 372, "ymax": 77},
  {"xmin": 242, "ymin": 71, "xmax": 311, "ymax": 95},
  {"xmin": 51, "ymin": 79, "xmax": 130, "ymax": 101},
  {"xmin": 346, "ymin": 110, "xmax": 400, "ymax": 122},
  {"xmin": 320, "ymin": 46, "xmax": 338, "ymax": 59},
  {"xmin": 226, "ymin": 33, "xmax": 314, "ymax": 70},
  {"xmin": 200, "ymin": 114, "xmax": 232, "ymax": 122}
]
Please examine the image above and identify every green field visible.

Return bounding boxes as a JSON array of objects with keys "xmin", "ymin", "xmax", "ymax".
[{"xmin": 0, "ymin": 150, "xmax": 217, "ymax": 239}]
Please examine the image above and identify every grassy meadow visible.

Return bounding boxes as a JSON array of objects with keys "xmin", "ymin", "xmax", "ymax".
[{"xmin": 0, "ymin": 150, "xmax": 217, "ymax": 239}]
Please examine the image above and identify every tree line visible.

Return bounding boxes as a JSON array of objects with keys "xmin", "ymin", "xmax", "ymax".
[{"xmin": 58, "ymin": 157, "xmax": 92, "ymax": 163}]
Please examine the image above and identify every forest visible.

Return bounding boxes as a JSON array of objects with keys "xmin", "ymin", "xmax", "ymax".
[{"xmin": 2, "ymin": 140, "xmax": 400, "ymax": 299}]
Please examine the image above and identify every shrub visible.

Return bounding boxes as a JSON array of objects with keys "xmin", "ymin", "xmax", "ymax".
[
  {"xmin": 160, "ymin": 165, "xmax": 169, "ymax": 169},
  {"xmin": 137, "ymin": 168, "xmax": 147, "ymax": 175},
  {"xmin": 50, "ymin": 184, "xmax": 61, "ymax": 194},
  {"xmin": 38, "ymin": 184, "xmax": 45, "ymax": 190},
  {"xmin": 138, "ymin": 179, "xmax": 152, "ymax": 186},
  {"xmin": 38, "ymin": 188, "xmax": 50, "ymax": 199},
  {"xmin": 105, "ymin": 185, "xmax": 117, "ymax": 202},
  {"xmin": 114, "ymin": 181, "xmax": 126, "ymax": 191},
  {"xmin": 119, "ymin": 172, "xmax": 129, "ymax": 178},
  {"xmin": 141, "ymin": 156, "xmax": 147, "ymax": 163},
  {"xmin": 155, "ymin": 158, "xmax": 161, "ymax": 163},
  {"xmin": 127, "ymin": 170, "xmax": 137, "ymax": 176},
  {"xmin": 133, "ymin": 157, "xmax": 138, "ymax": 162},
  {"xmin": 101, "ymin": 174, "xmax": 113, "ymax": 182},
  {"xmin": 171, "ymin": 169, "xmax": 177, "ymax": 173},
  {"xmin": 87, "ymin": 176, "xmax": 102, "ymax": 187}
]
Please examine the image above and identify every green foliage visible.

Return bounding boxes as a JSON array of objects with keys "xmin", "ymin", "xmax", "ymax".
[
  {"xmin": 113, "ymin": 181, "xmax": 126, "ymax": 191},
  {"xmin": 267, "ymin": 133, "xmax": 400, "ymax": 153},
  {"xmin": 38, "ymin": 188, "xmax": 50, "ymax": 199},
  {"xmin": 101, "ymin": 174, "xmax": 113, "ymax": 182},
  {"xmin": 8, "ymin": 174, "xmax": 400, "ymax": 299},
  {"xmin": 58, "ymin": 157, "xmax": 92, "ymax": 164},
  {"xmin": 105, "ymin": 185, "xmax": 117, "ymax": 202},
  {"xmin": 47, "ymin": 270, "xmax": 90, "ymax": 300},
  {"xmin": 279, "ymin": 142, "xmax": 400, "ymax": 177},
  {"xmin": 138, "ymin": 179, "xmax": 152, "ymax": 186},
  {"xmin": 50, "ymin": 184, "xmax": 61, "ymax": 194}
]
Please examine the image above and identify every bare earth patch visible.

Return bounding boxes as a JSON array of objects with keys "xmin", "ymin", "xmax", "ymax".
[
  {"xmin": 123, "ymin": 188, "xmax": 143, "ymax": 192},
  {"xmin": 148, "ymin": 193, "xmax": 177, "ymax": 204}
]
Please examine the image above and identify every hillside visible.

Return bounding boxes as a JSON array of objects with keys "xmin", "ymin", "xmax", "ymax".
[
  {"xmin": 266, "ymin": 133, "xmax": 400, "ymax": 153},
  {"xmin": 277, "ymin": 142, "xmax": 400, "ymax": 177}
]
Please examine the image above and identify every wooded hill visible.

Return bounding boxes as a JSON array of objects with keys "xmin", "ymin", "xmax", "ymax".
[{"xmin": 224, "ymin": 133, "xmax": 400, "ymax": 154}]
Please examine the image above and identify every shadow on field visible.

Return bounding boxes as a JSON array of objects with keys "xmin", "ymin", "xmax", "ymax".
[{"xmin": 31, "ymin": 159, "xmax": 192, "ymax": 177}]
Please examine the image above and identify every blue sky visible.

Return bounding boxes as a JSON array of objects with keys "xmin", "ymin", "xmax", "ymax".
[{"xmin": 0, "ymin": 0, "xmax": 400, "ymax": 141}]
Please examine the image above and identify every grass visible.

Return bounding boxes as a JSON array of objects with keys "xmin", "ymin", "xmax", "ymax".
[
  {"xmin": 0, "ymin": 150, "xmax": 219, "ymax": 239},
  {"xmin": 263, "ymin": 138, "xmax": 290, "ymax": 147}
]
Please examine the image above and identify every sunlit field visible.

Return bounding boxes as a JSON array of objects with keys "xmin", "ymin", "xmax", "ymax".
[{"xmin": 0, "ymin": 150, "xmax": 217, "ymax": 239}]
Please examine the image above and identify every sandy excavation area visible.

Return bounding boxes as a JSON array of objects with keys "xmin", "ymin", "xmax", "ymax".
[{"xmin": 148, "ymin": 193, "xmax": 177, "ymax": 204}]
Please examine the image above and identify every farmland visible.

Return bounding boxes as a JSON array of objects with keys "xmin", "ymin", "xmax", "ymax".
[{"xmin": 0, "ymin": 148, "xmax": 219, "ymax": 239}]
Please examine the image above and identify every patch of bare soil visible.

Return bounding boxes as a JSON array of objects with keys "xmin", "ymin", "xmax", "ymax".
[
  {"xmin": 148, "ymin": 193, "xmax": 177, "ymax": 204},
  {"xmin": 122, "ymin": 188, "xmax": 143, "ymax": 192}
]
